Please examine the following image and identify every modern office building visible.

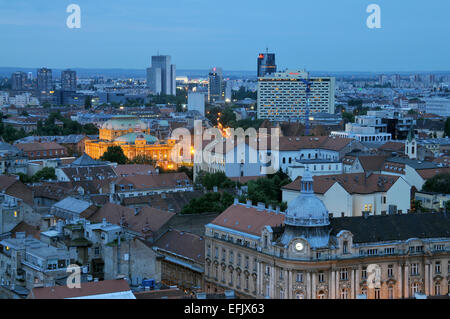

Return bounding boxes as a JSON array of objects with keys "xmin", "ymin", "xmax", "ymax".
[
  {"xmin": 61, "ymin": 69, "xmax": 77, "ymax": 91},
  {"xmin": 424, "ymin": 98, "xmax": 450, "ymax": 117},
  {"xmin": 208, "ymin": 67, "xmax": 224, "ymax": 103},
  {"xmin": 37, "ymin": 67, "xmax": 53, "ymax": 93},
  {"xmin": 257, "ymin": 52, "xmax": 276, "ymax": 77},
  {"xmin": 11, "ymin": 72, "xmax": 27, "ymax": 91},
  {"xmin": 188, "ymin": 92, "xmax": 206, "ymax": 116},
  {"xmin": 257, "ymin": 70, "xmax": 335, "ymax": 121},
  {"xmin": 146, "ymin": 55, "xmax": 176, "ymax": 95}
]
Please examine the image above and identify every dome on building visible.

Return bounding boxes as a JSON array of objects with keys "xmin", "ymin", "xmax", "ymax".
[
  {"xmin": 114, "ymin": 132, "xmax": 158, "ymax": 144},
  {"xmin": 284, "ymin": 170, "xmax": 329, "ymax": 227},
  {"xmin": 101, "ymin": 115, "xmax": 148, "ymax": 131}
]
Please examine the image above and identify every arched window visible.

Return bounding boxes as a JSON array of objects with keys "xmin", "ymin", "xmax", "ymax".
[
  {"xmin": 295, "ymin": 291, "xmax": 304, "ymax": 299},
  {"xmin": 435, "ymin": 282, "xmax": 441, "ymax": 295},
  {"xmin": 317, "ymin": 290, "xmax": 325, "ymax": 299},
  {"xmin": 411, "ymin": 282, "xmax": 420, "ymax": 295}
]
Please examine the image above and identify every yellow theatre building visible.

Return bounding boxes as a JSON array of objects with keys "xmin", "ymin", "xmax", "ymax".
[{"xmin": 85, "ymin": 115, "xmax": 180, "ymax": 168}]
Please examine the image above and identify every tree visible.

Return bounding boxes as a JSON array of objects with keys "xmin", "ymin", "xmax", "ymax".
[
  {"xmin": 444, "ymin": 117, "xmax": 450, "ymax": 137},
  {"xmin": 422, "ymin": 173, "xmax": 450, "ymax": 194},
  {"xmin": 181, "ymin": 192, "xmax": 234, "ymax": 214},
  {"xmin": 342, "ymin": 112, "xmax": 355, "ymax": 124},
  {"xmin": 32, "ymin": 167, "xmax": 57, "ymax": 182},
  {"xmin": 100, "ymin": 146, "xmax": 128, "ymax": 164},
  {"xmin": 196, "ymin": 171, "xmax": 237, "ymax": 190},
  {"xmin": 126, "ymin": 155, "xmax": 156, "ymax": 165},
  {"xmin": 84, "ymin": 95, "xmax": 92, "ymax": 110},
  {"xmin": 219, "ymin": 107, "xmax": 236, "ymax": 127}
]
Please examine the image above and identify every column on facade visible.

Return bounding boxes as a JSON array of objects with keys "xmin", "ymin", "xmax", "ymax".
[
  {"xmin": 398, "ymin": 264, "xmax": 403, "ymax": 299},
  {"xmin": 330, "ymin": 270, "xmax": 336, "ymax": 299},
  {"xmin": 311, "ymin": 272, "xmax": 316, "ymax": 299},
  {"xmin": 424, "ymin": 264, "xmax": 430, "ymax": 296},
  {"xmin": 335, "ymin": 270, "xmax": 340, "ymax": 299},
  {"xmin": 257, "ymin": 261, "xmax": 262, "ymax": 297},
  {"xmin": 350, "ymin": 268, "xmax": 355, "ymax": 299},
  {"xmin": 285, "ymin": 269, "xmax": 290, "ymax": 299},
  {"xmin": 288, "ymin": 269, "xmax": 292, "ymax": 299},
  {"xmin": 270, "ymin": 265, "xmax": 275, "ymax": 299},
  {"xmin": 306, "ymin": 272, "xmax": 311, "ymax": 299},
  {"xmin": 355, "ymin": 266, "xmax": 360, "ymax": 297},
  {"xmin": 404, "ymin": 264, "xmax": 409, "ymax": 298}
]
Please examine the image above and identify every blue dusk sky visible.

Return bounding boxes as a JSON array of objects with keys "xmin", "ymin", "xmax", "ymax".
[{"xmin": 0, "ymin": 0, "xmax": 449, "ymax": 72}]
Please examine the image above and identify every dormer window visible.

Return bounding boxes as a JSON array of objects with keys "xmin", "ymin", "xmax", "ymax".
[{"xmin": 343, "ymin": 241, "xmax": 348, "ymax": 254}]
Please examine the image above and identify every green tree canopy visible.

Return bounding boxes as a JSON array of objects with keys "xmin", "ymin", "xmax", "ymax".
[
  {"xmin": 181, "ymin": 192, "xmax": 234, "ymax": 214},
  {"xmin": 422, "ymin": 173, "xmax": 450, "ymax": 194},
  {"xmin": 100, "ymin": 146, "xmax": 128, "ymax": 164},
  {"xmin": 444, "ymin": 117, "xmax": 450, "ymax": 137}
]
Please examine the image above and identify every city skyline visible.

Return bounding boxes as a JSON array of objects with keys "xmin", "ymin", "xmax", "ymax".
[{"xmin": 0, "ymin": 0, "xmax": 449, "ymax": 72}]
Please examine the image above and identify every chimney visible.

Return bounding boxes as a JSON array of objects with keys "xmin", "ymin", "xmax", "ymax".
[
  {"xmin": 246, "ymin": 200, "xmax": 251, "ymax": 208},
  {"xmin": 102, "ymin": 218, "xmax": 107, "ymax": 227},
  {"xmin": 233, "ymin": 197, "xmax": 239, "ymax": 205},
  {"xmin": 257, "ymin": 202, "xmax": 265, "ymax": 211},
  {"xmin": 276, "ymin": 206, "xmax": 280, "ymax": 214}
]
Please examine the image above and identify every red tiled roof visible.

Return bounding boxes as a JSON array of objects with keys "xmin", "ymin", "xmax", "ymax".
[
  {"xmin": 86, "ymin": 203, "xmax": 175, "ymax": 237},
  {"xmin": 154, "ymin": 229, "xmax": 205, "ymax": 264},
  {"xmin": 15, "ymin": 142, "xmax": 66, "ymax": 152},
  {"xmin": 28, "ymin": 279, "xmax": 132, "ymax": 299},
  {"xmin": 114, "ymin": 172, "xmax": 191, "ymax": 190},
  {"xmin": 113, "ymin": 164, "xmax": 156, "ymax": 176},
  {"xmin": 283, "ymin": 173, "xmax": 400, "ymax": 195},
  {"xmin": 416, "ymin": 167, "xmax": 450, "ymax": 180},
  {"xmin": 210, "ymin": 203, "xmax": 284, "ymax": 237}
]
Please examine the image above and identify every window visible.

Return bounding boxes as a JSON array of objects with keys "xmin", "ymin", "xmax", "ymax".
[
  {"xmin": 435, "ymin": 282, "xmax": 441, "ymax": 295},
  {"xmin": 229, "ymin": 251, "xmax": 234, "ymax": 264},
  {"xmin": 207, "ymin": 245, "xmax": 211, "ymax": 257},
  {"xmin": 343, "ymin": 241, "xmax": 348, "ymax": 254},
  {"xmin": 340, "ymin": 288, "xmax": 348, "ymax": 299},
  {"xmin": 388, "ymin": 286, "xmax": 394, "ymax": 299},
  {"xmin": 388, "ymin": 265, "xmax": 394, "ymax": 278},
  {"xmin": 318, "ymin": 272, "xmax": 324, "ymax": 283},
  {"xmin": 265, "ymin": 285, "xmax": 270, "ymax": 298},
  {"xmin": 253, "ymin": 258, "xmax": 257, "ymax": 271},
  {"xmin": 367, "ymin": 249, "xmax": 378, "ymax": 256},
  {"xmin": 374, "ymin": 288, "xmax": 381, "ymax": 299},
  {"xmin": 415, "ymin": 246, "xmax": 424, "ymax": 253},
  {"xmin": 384, "ymin": 248, "xmax": 395, "ymax": 255},
  {"xmin": 434, "ymin": 244, "xmax": 444, "ymax": 251},
  {"xmin": 411, "ymin": 283, "xmax": 420, "ymax": 295},
  {"xmin": 361, "ymin": 267, "xmax": 367, "ymax": 279},
  {"xmin": 237, "ymin": 254, "xmax": 241, "ymax": 266},
  {"xmin": 411, "ymin": 263, "xmax": 419, "ymax": 276},
  {"xmin": 94, "ymin": 247, "xmax": 100, "ymax": 255},
  {"xmin": 279, "ymin": 269, "xmax": 284, "ymax": 280},
  {"xmin": 222, "ymin": 249, "xmax": 226, "ymax": 261},
  {"xmin": 245, "ymin": 256, "xmax": 249, "ymax": 269},
  {"xmin": 296, "ymin": 272, "xmax": 303, "ymax": 282},
  {"xmin": 340, "ymin": 268, "xmax": 348, "ymax": 281},
  {"xmin": 435, "ymin": 262, "xmax": 441, "ymax": 274},
  {"xmin": 215, "ymin": 247, "xmax": 218, "ymax": 259},
  {"xmin": 280, "ymin": 289, "xmax": 285, "ymax": 299}
]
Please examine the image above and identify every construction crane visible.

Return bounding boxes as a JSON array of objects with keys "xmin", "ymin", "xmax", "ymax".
[{"xmin": 298, "ymin": 73, "xmax": 313, "ymax": 136}]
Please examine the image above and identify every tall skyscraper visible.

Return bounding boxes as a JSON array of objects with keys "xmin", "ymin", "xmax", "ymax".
[
  {"xmin": 11, "ymin": 72, "xmax": 26, "ymax": 90},
  {"xmin": 257, "ymin": 70, "xmax": 335, "ymax": 121},
  {"xmin": 208, "ymin": 67, "xmax": 224, "ymax": 102},
  {"xmin": 61, "ymin": 69, "xmax": 77, "ymax": 91},
  {"xmin": 257, "ymin": 51, "xmax": 276, "ymax": 77},
  {"xmin": 146, "ymin": 55, "xmax": 176, "ymax": 95},
  {"xmin": 37, "ymin": 67, "xmax": 53, "ymax": 93}
]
